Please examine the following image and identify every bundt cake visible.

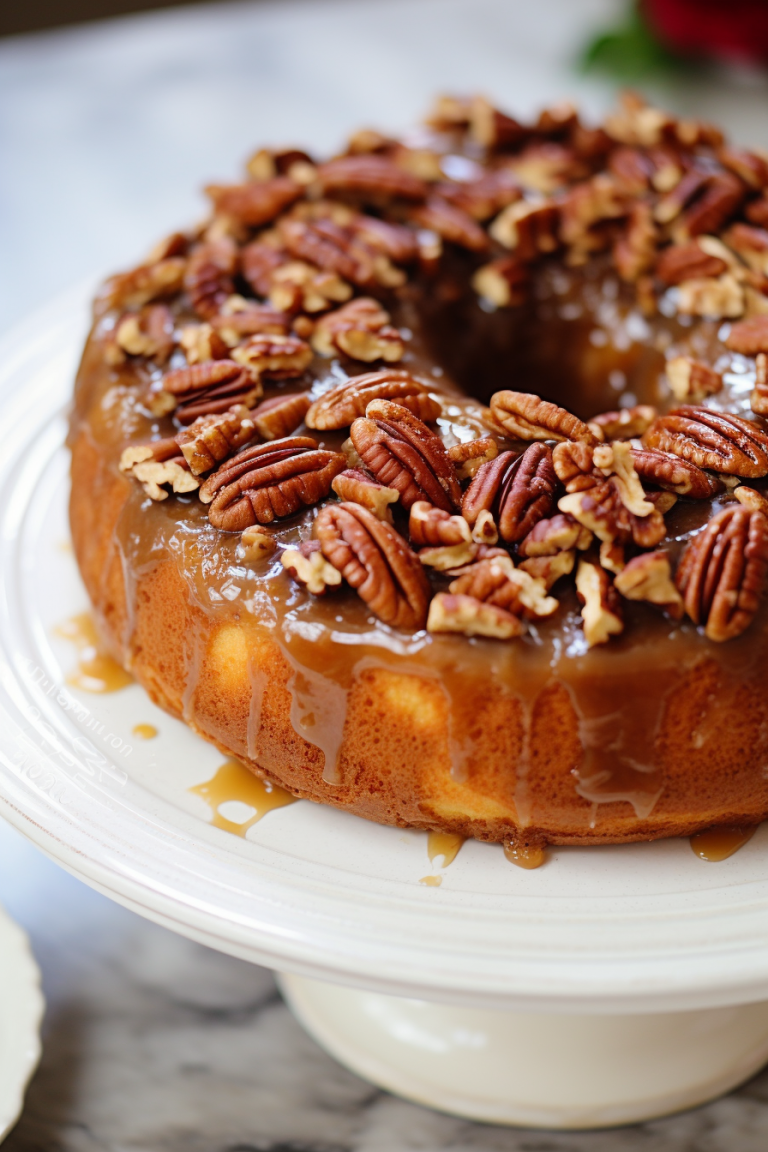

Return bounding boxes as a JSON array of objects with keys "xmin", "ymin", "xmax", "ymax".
[{"xmin": 69, "ymin": 92, "xmax": 768, "ymax": 849}]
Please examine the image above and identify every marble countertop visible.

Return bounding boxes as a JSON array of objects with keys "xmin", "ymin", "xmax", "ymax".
[{"xmin": 4, "ymin": 0, "xmax": 768, "ymax": 1144}]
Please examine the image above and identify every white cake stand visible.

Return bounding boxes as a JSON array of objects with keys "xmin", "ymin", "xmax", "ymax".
[{"xmin": 4, "ymin": 291, "xmax": 768, "ymax": 1128}]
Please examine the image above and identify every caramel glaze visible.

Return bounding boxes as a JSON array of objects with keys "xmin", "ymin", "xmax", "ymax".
[{"xmin": 68, "ymin": 257, "xmax": 768, "ymax": 846}]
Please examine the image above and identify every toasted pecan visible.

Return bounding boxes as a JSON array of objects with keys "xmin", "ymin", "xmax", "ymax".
[
  {"xmin": 642, "ymin": 406, "xmax": 768, "ymax": 478},
  {"xmin": 490, "ymin": 391, "xmax": 597, "ymax": 444},
  {"xmin": 306, "ymin": 369, "xmax": 441, "ymax": 430},
  {"xmin": 315, "ymin": 502, "xmax": 430, "ymax": 630},
  {"xmin": 462, "ymin": 444, "xmax": 558, "ymax": 543}
]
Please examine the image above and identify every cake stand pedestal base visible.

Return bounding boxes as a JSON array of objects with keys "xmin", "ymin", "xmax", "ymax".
[{"xmin": 279, "ymin": 973, "xmax": 768, "ymax": 1129}]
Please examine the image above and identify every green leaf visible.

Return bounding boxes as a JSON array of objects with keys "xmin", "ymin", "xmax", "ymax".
[{"xmin": 581, "ymin": 3, "xmax": 684, "ymax": 80}]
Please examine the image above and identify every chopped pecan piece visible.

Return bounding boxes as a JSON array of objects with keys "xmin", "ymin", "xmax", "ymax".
[
  {"xmin": 184, "ymin": 238, "xmax": 238, "ymax": 320},
  {"xmin": 462, "ymin": 444, "xmax": 557, "ymax": 543},
  {"xmin": 199, "ymin": 436, "xmax": 345, "ymax": 530},
  {"xmin": 427, "ymin": 593, "xmax": 525, "ymax": 640},
  {"xmin": 734, "ymin": 486, "xmax": 768, "ymax": 515},
  {"xmin": 752, "ymin": 353, "xmax": 768, "ymax": 416},
  {"xmin": 593, "ymin": 441, "xmax": 655, "ymax": 517},
  {"xmin": 518, "ymin": 550, "xmax": 575, "ymax": 589},
  {"xmin": 448, "ymin": 554, "xmax": 558, "ymax": 619},
  {"xmin": 599, "ymin": 540, "xmax": 626, "ymax": 575},
  {"xmin": 604, "ymin": 93, "xmax": 670, "ymax": 147},
  {"xmin": 332, "ymin": 468, "xmax": 399, "ymax": 520},
  {"xmin": 114, "ymin": 304, "xmax": 174, "ymax": 364},
  {"xmin": 311, "ymin": 298, "xmax": 404, "ymax": 362},
  {"xmin": 656, "ymin": 240, "xmax": 728, "ymax": 287},
  {"xmin": 559, "ymin": 480, "xmax": 666, "ymax": 548},
  {"xmin": 677, "ymin": 172, "xmax": 744, "ymax": 240},
  {"xmin": 409, "ymin": 501, "xmax": 471, "ymax": 547},
  {"xmin": 575, "ymin": 559, "xmax": 624, "ymax": 647},
  {"xmin": 747, "ymin": 196, "xmax": 768, "ymax": 229},
  {"xmin": 316, "ymin": 155, "xmax": 428, "ymax": 202},
  {"xmin": 588, "ymin": 405, "xmax": 657, "ymax": 441},
  {"xmin": 490, "ymin": 391, "xmax": 597, "ymax": 445},
  {"xmin": 410, "ymin": 196, "xmax": 489, "ymax": 252},
  {"xmin": 306, "ymin": 369, "xmax": 440, "ymax": 430},
  {"xmin": 666, "ymin": 356, "xmax": 723, "ymax": 402},
  {"xmin": 120, "ymin": 439, "xmax": 199, "ymax": 501},
  {"xmin": 469, "ymin": 96, "xmax": 526, "ymax": 150},
  {"xmin": 517, "ymin": 513, "xmax": 589, "ymax": 557},
  {"xmin": 99, "ymin": 257, "xmax": 186, "ymax": 311},
  {"xmin": 205, "ymin": 177, "xmax": 302, "ymax": 226},
  {"xmin": 614, "ymin": 551, "xmax": 683, "ymax": 616},
  {"xmin": 177, "ymin": 405, "xmax": 257, "ymax": 475},
  {"xmin": 722, "ymin": 223, "xmax": 768, "ymax": 275},
  {"xmin": 277, "ymin": 215, "xmax": 403, "ymax": 290},
  {"xmin": 247, "ymin": 393, "xmax": 310, "ymax": 440},
  {"xmin": 725, "ymin": 314, "xmax": 768, "ymax": 356},
  {"xmin": 447, "ymin": 437, "xmax": 499, "ymax": 480},
  {"xmin": 471, "ymin": 509, "xmax": 499, "ymax": 545},
  {"xmin": 436, "ymin": 170, "xmax": 521, "ymax": 222},
  {"xmin": 211, "ymin": 302, "xmax": 291, "ymax": 345},
  {"xmin": 613, "ymin": 202, "xmax": 658, "ymax": 282},
  {"xmin": 418, "ymin": 541, "xmax": 479, "ymax": 570},
  {"xmin": 718, "ymin": 146, "xmax": 768, "ymax": 189},
  {"xmin": 315, "ymin": 502, "xmax": 430, "ymax": 629},
  {"xmin": 159, "ymin": 360, "xmax": 262, "ymax": 424},
  {"xmin": 246, "ymin": 147, "xmax": 315, "ymax": 181},
  {"xmin": 471, "ymin": 257, "xmax": 530, "ymax": 307},
  {"xmin": 238, "ymin": 525, "xmax": 277, "ymax": 563},
  {"xmin": 350, "ymin": 400, "xmax": 461, "ymax": 513},
  {"xmin": 282, "ymin": 542, "xmax": 342, "ymax": 595},
  {"xmin": 642, "ymin": 406, "xmax": 768, "ymax": 478},
  {"xmin": 179, "ymin": 322, "xmax": 230, "ymax": 364},
  {"xmin": 676, "ymin": 506, "xmax": 768, "ymax": 641},
  {"xmin": 676, "ymin": 274, "xmax": 744, "ymax": 320},
  {"xmin": 232, "ymin": 333, "xmax": 313, "ymax": 378},
  {"xmin": 552, "ymin": 440, "xmax": 600, "ymax": 492},
  {"xmin": 489, "ymin": 200, "xmax": 560, "ymax": 261},
  {"xmin": 630, "ymin": 446, "xmax": 723, "ymax": 498}
]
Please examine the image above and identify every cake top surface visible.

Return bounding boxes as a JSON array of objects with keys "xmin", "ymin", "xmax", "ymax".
[{"xmin": 75, "ymin": 90, "xmax": 768, "ymax": 660}]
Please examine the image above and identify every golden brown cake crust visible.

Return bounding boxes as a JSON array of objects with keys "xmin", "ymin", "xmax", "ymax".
[{"xmin": 69, "ymin": 93, "xmax": 768, "ymax": 847}]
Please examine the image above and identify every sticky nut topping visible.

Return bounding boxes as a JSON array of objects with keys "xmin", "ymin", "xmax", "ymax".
[
  {"xmin": 462, "ymin": 444, "xmax": 558, "ymax": 543},
  {"xmin": 427, "ymin": 593, "xmax": 526, "ymax": 640},
  {"xmin": 575, "ymin": 559, "xmax": 624, "ymax": 647}
]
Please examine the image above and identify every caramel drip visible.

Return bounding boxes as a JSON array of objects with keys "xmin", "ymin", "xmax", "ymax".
[
  {"xmin": 503, "ymin": 839, "xmax": 547, "ymax": 870},
  {"xmin": 56, "ymin": 612, "xmax": 133, "ymax": 694},
  {"xmin": 427, "ymin": 831, "xmax": 464, "ymax": 867},
  {"xmin": 190, "ymin": 758, "xmax": 296, "ymax": 836},
  {"xmin": 690, "ymin": 824, "xmax": 757, "ymax": 862},
  {"xmin": 419, "ymin": 874, "xmax": 443, "ymax": 887},
  {"xmin": 132, "ymin": 723, "xmax": 158, "ymax": 739}
]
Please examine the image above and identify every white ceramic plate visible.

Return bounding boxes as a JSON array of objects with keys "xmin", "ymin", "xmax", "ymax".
[
  {"xmin": 3, "ymin": 288, "xmax": 768, "ymax": 1015},
  {"xmin": 0, "ymin": 904, "xmax": 43, "ymax": 1141}
]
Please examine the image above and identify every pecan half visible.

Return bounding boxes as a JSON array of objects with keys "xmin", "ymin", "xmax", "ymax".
[
  {"xmin": 205, "ymin": 177, "xmax": 303, "ymax": 226},
  {"xmin": 575, "ymin": 559, "xmax": 624, "ymax": 647},
  {"xmin": 447, "ymin": 437, "xmax": 499, "ymax": 480},
  {"xmin": 184, "ymin": 238, "xmax": 237, "ymax": 320},
  {"xmin": 350, "ymin": 400, "xmax": 461, "ymax": 512},
  {"xmin": 642, "ymin": 406, "xmax": 768, "ymax": 478},
  {"xmin": 250, "ymin": 393, "xmax": 311, "ymax": 440},
  {"xmin": 588, "ymin": 405, "xmax": 656, "ymax": 441},
  {"xmin": 199, "ymin": 436, "xmax": 345, "ymax": 530},
  {"xmin": 666, "ymin": 356, "xmax": 723, "ymax": 402},
  {"xmin": 448, "ymin": 554, "xmax": 558, "ymax": 620},
  {"xmin": 436, "ymin": 169, "xmax": 521, "ymax": 221},
  {"xmin": 332, "ymin": 468, "xmax": 399, "ymax": 520},
  {"xmin": 211, "ymin": 302, "xmax": 291, "ymax": 345},
  {"xmin": 99, "ymin": 256, "xmax": 186, "ymax": 311},
  {"xmin": 282, "ymin": 542, "xmax": 342, "ymax": 595},
  {"xmin": 629, "ymin": 446, "xmax": 724, "ymax": 498},
  {"xmin": 314, "ymin": 502, "xmax": 430, "ymax": 629},
  {"xmin": 232, "ymin": 333, "xmax": 313, "ymax": 378},
  {"xmin": 725, "ymin": 314, "xmax": 768, "ymax": 356},
  {"xmin": 409, "ymin": 501, "xmax": 471, "ymax": 547},
  {"xmin": 316, "ymin": 155, "xmax": 428, "ymax": 202},
  {"xmin": 676, "ymin": 506, "xmax": 768, "ymax": 641},
  {"xmin": 490, "ymin": 391, "xmax": 597, "ymax": 444},
  {"xmin": 427, "ymin": 593, "xmax": 525, "ymax": 640},
  {"xmin": 462, "ymin": 444, "xmax": 558, "ymax": 543},
  {"xmin": 176, "ymin": 405, "xmax": 257, "ymax": 475},
  {"xmin": 311, "ymin": 298, "xmax": 404, "ymax": 362},
  {"xmin": 277, "ymin": 215, "xmax": 403, "ymax": 290},
  {"xmin": 159, "ymin": 360, "xmax": 262, "ymax": 424},
  {"xmin": 410, "ymin": 196, "xmax": 489, "ymax": 252},
  {"xmin": 306, "ymin": 369, "xmax": 441, "ymax": 430},
  {"xmin": 753, "ymin": 354, "xmax": 768, "ymax": 417}
]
